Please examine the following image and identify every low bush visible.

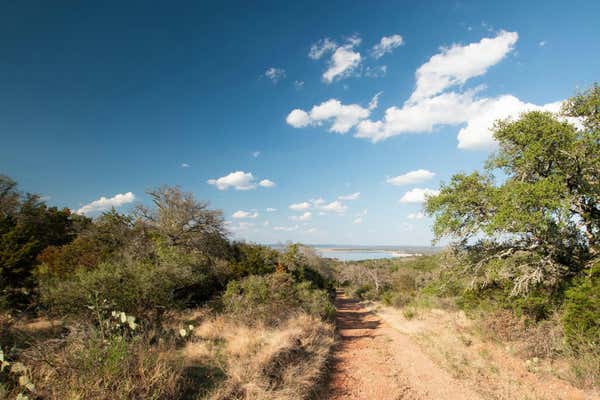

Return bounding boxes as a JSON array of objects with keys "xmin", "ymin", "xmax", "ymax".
[
  {"xmin": 222, "ymin": 273, "xmax": 334, "ymax": 325},
  {"xmin": 39, "ymin": 259, "xmax": 212, "ymax": 320},
  {"xmin": 562, "ymin": 263, "xmax": 600, "ymax": 350}
]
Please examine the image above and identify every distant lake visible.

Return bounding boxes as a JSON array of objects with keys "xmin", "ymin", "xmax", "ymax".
[
  {"xmin": 316, "ymin": 249, "xmax": 407, "ymax": 261},
  {"xmin": 268, "ymin": 244, "xmax": 439, "ymax": 262}
]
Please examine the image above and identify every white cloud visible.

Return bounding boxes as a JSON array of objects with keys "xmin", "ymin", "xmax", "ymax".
[
  {"xmin": 293, "ymin": 30, "xmax": 552, "ymax": 149},
  {"xmin": 308, "ymin": 38, "xmax": 338, "ymax": 60},
  {"xmin": 252, "ymin": 151, "xmax": 260, "ymax": 158},
  {"xmin": 338, "ymin": 192, "xmax": 360, "ymax": 200},
  {"xmin": 309, "ymin": 37, "xmax": 362, "ymax": 83},
  {"xmin": 372, "ymin": 34, "xmax": 404, "ymax": 59},
  {"xmin": 387, "ymin": 169, "xmax": 435, "ymax": 186},
  {"xmin": 355, "ymin": 86, "xmax": 487, "ymax": 142},
  {"xmin": 76, "ymin": 192, "xmax": 135, "ymax": 215},
  {"xmin": 294, "ymin": 80, "xmax": 305, "ymax": 89},
  {"xmin": 539, "ymin": 40, "xmax": 547, "ymax": 47},
  {"xmin": 265, "ymin": 67, "xmax": 286, "ymax": 83},
  {"xmin": 407, "ymin": 211, "xmax": 425, "ymax": 220},
  {"xmin": 323, "ymin": 41, "xmax": 361, "ymax": 83},
  {"xmin": 232, "ymin": 210, "xmax": 259, "ymax": 219},
  {"xmin": 368, "ymin": 92, "xmax": 382, "ymax": 110},
  {"xmin": 399, "ymin": 188, "xmax": 440, "ymax": 204},
  {"xmin": 410, "ymin": 30, "xmax": 518, "ymax": 102},
  {"xmin": 266, "ymin": 207, "xmax": 277, "ymax": 212},
  {"xmin": 289, "ymin": 202, "xmax": 311, "ymax": 211},
  {"xmin": 208, "ymin": 171, "xmax": 256, "ymax": 190},
  {"xmin": 290, "ymin": 211, "xmax": 312, "ymax": 221},
  {"xmin": 321, "ymin": 200, "xmax": 347, "ymax": 214},
  {"xmin": 353, "ymin": 217, "xmax": 364, "ymax": 224},
  {"xmin": 274, "ymin": 225, "xmax": 299, "ymax": 232},
  {"xmin": 181, "ymin": 163, "xmax": 190, "ymax": 168},
  {"xmin": 286, "ymin": 98, "xmax": 372, "ymax": 133},
  {"xmin": 208, "ymin": 171, "xmax": 274, "ymax": 190},
  {"xmin": 456, "ymin": 95, "xmax": 561, "ymax": 150},
  {"xmin": 259, "ymin": 179, "xmax": 276, "ymax": 188}
]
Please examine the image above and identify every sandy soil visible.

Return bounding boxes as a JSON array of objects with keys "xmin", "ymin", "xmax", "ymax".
[{"xmin": 325, "ymin": 292, "xmax": 598, "ymax": 400}]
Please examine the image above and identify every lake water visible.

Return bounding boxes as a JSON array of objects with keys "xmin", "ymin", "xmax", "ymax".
[{"xmin": 316, "ymin": 249, "xmax": 412, "ymax": 261}]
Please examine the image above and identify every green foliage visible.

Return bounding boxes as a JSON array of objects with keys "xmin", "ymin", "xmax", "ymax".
[
  {"xmin": 0, "ymin": 176, "xmax": 80, "ymax": 307},
  {"xmin": 562, "ymin": 262, "xmax": 600, "ymax": 349},
  {"xmin": 40, "ymin": 258, "xmax": 210, "ymax": 319},
  {"xmin": 222, "ymin": 272, "xmax": 334, "ymax": 325},
  {"xmin": 230, "ymin": 241, "xmax": 278, "ymax": 277},
  {"xmin": 426, "ymin": 85, "xmax": 600, "ymax": 296}
]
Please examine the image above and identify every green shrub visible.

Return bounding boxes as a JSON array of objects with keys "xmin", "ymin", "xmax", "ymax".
[
  {"xmin": 40, "ymin": 259, "xmax": 211, "ymax": 319},
  {"xmin": 222, "ymin": 273, "xmax": 334, "ymax": 325},
  {"xmin": 562, "ymin": 263, "xmax": 600, "ymax": 349}
]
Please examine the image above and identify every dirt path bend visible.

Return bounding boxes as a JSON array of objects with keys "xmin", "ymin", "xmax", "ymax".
[{"xmin": 325, "ymin": 292, "xmax": 482, "ymax": 400}]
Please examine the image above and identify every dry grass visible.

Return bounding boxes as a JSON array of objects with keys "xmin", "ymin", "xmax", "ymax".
[
  {"xmin": 18, "ymin": 326, "xmax": 185, "ymax": 400},
  {"xmin": 184, "ymin": 313, "xmax": 335, "ymax": 400}
]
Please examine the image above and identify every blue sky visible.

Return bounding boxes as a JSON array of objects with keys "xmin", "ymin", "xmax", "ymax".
[{"xmin": 1, "ymin": 0, "xmax": 599, "ymax": 245}]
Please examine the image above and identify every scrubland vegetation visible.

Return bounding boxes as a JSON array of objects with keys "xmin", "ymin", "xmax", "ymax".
[
  {"xmin": 337, "ymin": 85, "xmax": 600, "ymax": 391},
  {"xmin": 1, "ymin": 84, "xmax": 598, "ymax": 398},
  {"xmin": 0, "ymin": 181, "xmax": 336, "ymax": 399}
]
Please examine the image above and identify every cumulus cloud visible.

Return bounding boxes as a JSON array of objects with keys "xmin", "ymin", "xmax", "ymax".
[
  {"xmin": 252, "ymin": 151, "xmax": 261, "ymax": 158},
  {"xmin": 386, "ymin": 169, "xmax": 435, "ymax": 186},
  {"xmin": 290, "ymin": 212, "xmax": 312, "ymax": 221},
  {"xmin": 295, "ymin": 30, "xmax": 561, "ymax": 150},
  {"xmin": 309, "ymin": 36, "xmax": 362, "ymax": 83},
  {"xmin": 207, "ymin": 171, "xmax": 274, "ymax": 190},
  {"xmin": 456, "ymin": 95, "xmax": 561, "ymax": 150},
  {"xmin": 308, "ymin": 38, "xmax": 338, "ymax": 60},
  {"xmin": 181, "ymin": 163, "xmax": 190, "ymax": 168},
  {"xmin": 259, "ymin": 179, "xmax": 276, "ymax": 188},
  {"xmin": 289, "ymin": 202, "xmax": 311, "ymax": 211},
  {"xmin": 232, "ymin": 210, "xmax": 259, "ymax": 219},
  {"xmin": 338, "ymin": 192, "xmax": 360, "ymax": 200},
  {"xmin": 372, "ymin": 34, "xmax": 404, "ymax": 59},
  {"xmin": 265, "ymin": 67, "xmax": 286, "ymax": 83},
  {"xmin": 266, "ymin": 207, "xmax": 277, "ymax": 212},
  {"xmin": 399, "ymin": 188, "xmax": 440, "ymax": 204},
  {"xmin": 409, "ymin": 30, "xmax": 518, "ymax": 102},
  {"xmin": 76, "ymin": 192, "xmax": 135, "ymax": 215},
  {"xmin": 353, "ymin": 217, "xmax": 364, "ymax": 224},
  {"xmin": 286, "ymin": 93, "xmax": 380, "ymax": 133},
  {"xmin": 320, "ymin": 200, "xmax": 347, "ymax": 214},
  {"xmin": 294, "ymin": 80, "xmax": 305, "ymax": 89}
]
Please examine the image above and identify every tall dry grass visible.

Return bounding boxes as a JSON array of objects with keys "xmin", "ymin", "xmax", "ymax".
[{"xmin": 184, "ymin": 313, "xmax": 335, "ymax": 400}]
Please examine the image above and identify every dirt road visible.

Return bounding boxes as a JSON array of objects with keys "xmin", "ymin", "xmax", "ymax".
[
  {"xmin": 325, "ymin": 292, "xmax": 596, "ymax": 400},
  {"xmin": 325, "ymin": 292, "xmax": 482, "ymax": 400}
]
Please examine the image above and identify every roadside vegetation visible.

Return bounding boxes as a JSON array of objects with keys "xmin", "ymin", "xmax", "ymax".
[
  {"xmin": 0, "ymin": 181, "xmax": 336, "ymax": 399},
  {"xmin": 338, "ymin": 85, "xmax": 599, "ymax": 391}
]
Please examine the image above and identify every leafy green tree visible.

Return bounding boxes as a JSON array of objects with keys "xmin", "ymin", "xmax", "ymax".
[
  {"xmin": 0, "ymin": 176, "xmax": 78, "ymax": 306},
  {"xmin": 426, "ymin": 85, "xmax": 599, "ymax": 295}
]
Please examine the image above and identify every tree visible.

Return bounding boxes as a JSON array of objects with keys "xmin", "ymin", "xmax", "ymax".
[
  {"xmin": 0, "ymin": 177, "xmax": 78, "ymax": 305},
  {"xmin": 135, "ymin": 186, "xmax": 228, "ymax": 257},
  {"xmin": 426, "ymin": 85, "xmax": 600, "ymax": 295}
]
